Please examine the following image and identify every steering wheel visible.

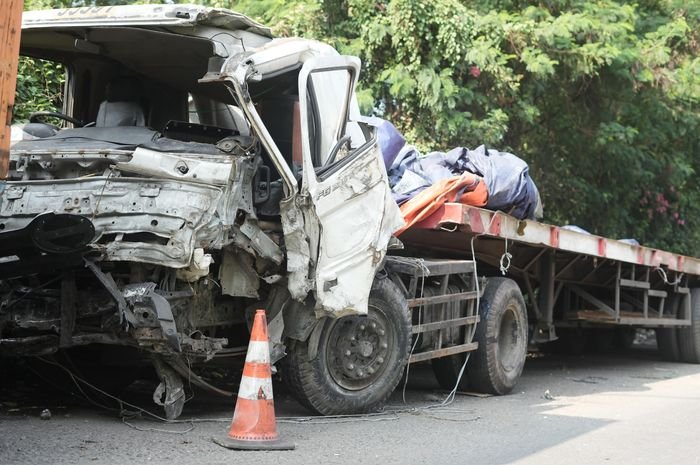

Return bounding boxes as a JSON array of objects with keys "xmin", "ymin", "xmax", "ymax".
[
  {"xmin": 324, "ymin": 134, "xmax": 352, "ymax": 167},
  {"xmin": 29, "ymin": 111, "xmax": 85, "ymax": 128}
]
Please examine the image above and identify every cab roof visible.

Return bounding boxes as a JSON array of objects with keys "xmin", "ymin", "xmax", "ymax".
[{"xmin": 21, "ymin": 4, "xmax": 272, "ymax": 38}]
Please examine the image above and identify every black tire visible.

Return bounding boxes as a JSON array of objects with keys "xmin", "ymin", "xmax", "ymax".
[
  {"xmin": 656, "ymin": 294, "xmax": 681, "ymax": 362},
  {"xmin": 468, "ymin": 278, "xmax": 528, "ymax": 395},
  {"xmin": 678, "ymin": 289, "xmax": 700, "ymax": 363},
  {"xmin": 432, "ymin": 353, "xmax": 469, "ymax": 391},
  {"xmin": 282, "ymin": 277, "xmax": 411, "ymax": 415}
]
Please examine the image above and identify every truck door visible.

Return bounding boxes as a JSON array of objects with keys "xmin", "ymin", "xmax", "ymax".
[{"xmin": 298, "ymin": 56, "xmax": 404, "ymax": 316}]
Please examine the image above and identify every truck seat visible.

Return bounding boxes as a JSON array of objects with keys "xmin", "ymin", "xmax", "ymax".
[{"xmin": 95, "ymin": 78, "xmax": 146, "ymax": 127}]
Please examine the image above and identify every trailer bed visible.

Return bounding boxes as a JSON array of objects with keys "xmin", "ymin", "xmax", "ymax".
[{"xmin": 398, "ymin": 203, "xmax": 698, "ymax": 339}]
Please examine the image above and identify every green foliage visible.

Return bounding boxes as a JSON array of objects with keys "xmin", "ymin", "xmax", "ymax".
[
  {"xmin": 14, "ymin": 57, "xmax": 65, "ymax": 123},
  {"xmin": 15, "ymin": 0, "xmax": 700, "ymax": 256}
]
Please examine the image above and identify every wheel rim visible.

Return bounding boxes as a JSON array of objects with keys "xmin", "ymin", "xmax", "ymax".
[
  {"xmin": 325, "ymin": 304, "xmax": 394, "ymax": 391},
  {"xmin": 498, "ymin": 303, "xmax": 522, "ymax": 373}
]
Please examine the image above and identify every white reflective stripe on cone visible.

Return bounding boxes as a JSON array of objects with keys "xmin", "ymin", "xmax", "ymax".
[
  {"xmin": 245, "ymin": 340, "xmax": 271, "ymax": 364},
  {"xmin": 238, "ymin": 374, "xmax": 274, "ymax": 401}
]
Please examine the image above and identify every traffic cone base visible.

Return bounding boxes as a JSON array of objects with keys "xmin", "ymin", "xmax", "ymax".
[
  {"xmin": 213, "ymin": 435, "xmax": 295, "ymax": 451},
  {"xmin": 214, "ymin": 309, "xmax": 295, "ymax": 451}
]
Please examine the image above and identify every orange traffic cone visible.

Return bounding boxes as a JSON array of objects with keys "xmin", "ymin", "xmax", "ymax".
[{"xmin": 214, "ymin": 309, "xmax": 295, "ymax": 450}]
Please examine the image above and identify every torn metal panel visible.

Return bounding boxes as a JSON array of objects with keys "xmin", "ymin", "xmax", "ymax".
[
  {"xmin": 115, "ymin": 147, "xmax": 236, "ymax": 185},
  {"xmin": 280, "ymin": 196, "xmax": 313, "ymax": 301},
  {"xmin": 219, "ymin": 248, "xmax": 259, "ymax": 298},
  {"xmin": 11, "ymin": 149, "xmax": 131, "ymax": 180},
  {"xmin": 152, "ymin": 356, "xmax": 185, "ymax": 420},
  {"xmin": 0, "ymin": 177, "xmax": 226, "ymax": 269},
  {"xmin": 239, "ymin": 219, "xmax": 283, "ymax": 264}
]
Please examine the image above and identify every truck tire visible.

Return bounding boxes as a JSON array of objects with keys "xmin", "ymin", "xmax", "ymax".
[
  {"xmin": 282, "ymin": 277, "xmax": 411, "ymax": 415},
  {"xmin": 656, "ymin": 294, "xmax": 681, "ymax": 362},
  {"xmin": 468, "ymin": 278, "xmax": 528, "ymax": 395},
  {"xmin": 432, "ymin": 353, "xmax": 469, "ymax": 391},
  {"xmin": 678, "ymin": 289, "xmax": 700, "ymax": 363}
]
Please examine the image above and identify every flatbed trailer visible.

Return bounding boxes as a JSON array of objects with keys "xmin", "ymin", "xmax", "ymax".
[
  {"xmin": 398, "ymin": 202, "xmax": 699, "ymax": 346},
  {"xmin": 380, "ymin": 202, "xmax": 700, "ymax": 396}
]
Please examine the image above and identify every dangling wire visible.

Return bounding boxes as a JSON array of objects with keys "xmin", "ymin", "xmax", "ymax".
[{"xmin": 655, "ymin": 267, "xmax": 682, "ymax": 286}]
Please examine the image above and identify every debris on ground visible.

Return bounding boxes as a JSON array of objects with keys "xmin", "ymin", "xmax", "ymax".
[
  {"xmin": 40, "ymin": 409, "xmax": 51, "ymax": 420},
  {"xmin": 542, "ymin": 390, "xmax": 555, "ymax": 400}
]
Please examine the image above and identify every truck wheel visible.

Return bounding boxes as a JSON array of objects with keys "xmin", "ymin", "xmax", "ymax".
[
  {"xmin": 678, "ymin": 289, "xmax": 700, "ymax": 363},
  {"xmin": 282, "ymin": 277, "xmax": 411, "ymax": 415},
  {"xmin": 656, "ymin": 294, "xmax": 681, "ymax": 362},
  {"xmin": 432, "ymin": 353, "xmax": 469, "ymax": 391},
  {"xmin": 468, "ymin": 278, "xmax": 528, "ymax": 395}
]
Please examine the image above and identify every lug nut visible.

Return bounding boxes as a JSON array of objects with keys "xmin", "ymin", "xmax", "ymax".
[
  {"xmin": 345, "ymin": 350, "xmax": 352, "ymax": 356},
  {"xmin": 378, "ymin": 329, "xmax": 385, "ymax": 336},
  {"xmin": 377, "ymin": 357, "xmax": 384, "ymax": 364},
  {"xmin": 357, "ymin": 370, "xmax": 364, "ymax": 377},
  {"xmin": 380, "ymin": 342, "xmax": 388, "ymax": 349},
  {"xmin": 359, "ymin": 324, "xmax": 366, "ymax": 331},
  {"xmin": 350, "ymin": 336, "xmax": 356, "ymax": 341},
  {"xmin": 347, "ymin": 363, "xmax": 355, "ymax": 370}
]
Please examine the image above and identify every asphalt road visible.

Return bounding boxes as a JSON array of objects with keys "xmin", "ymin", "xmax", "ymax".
[{"xmin": 2, "ymin": 341, "xmax": 700, "ymax": 465}]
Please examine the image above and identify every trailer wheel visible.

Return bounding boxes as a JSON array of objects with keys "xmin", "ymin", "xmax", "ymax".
[
  {"xmin": 656, "ymin": 294, "xmax": 681, "ymax": 362},
  {"xmin": 468, "ymin": 278, "xmax": 528, "ymax": 395},
  {"xmin": 432, "ymin": 353, "xmax": 469, "ymax": 391},
  {"xmin": 678, "ymin": 289, "xmax": 700, "ymax": 363},
  {"xmin": 282, "ymin": 277, "xmax": 411, "ymax": 415}
]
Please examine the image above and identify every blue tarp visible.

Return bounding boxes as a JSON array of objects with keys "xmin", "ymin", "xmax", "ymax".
[{"xmin": 369, "ymin": 118, "xmax": 542, "ymax": 220}]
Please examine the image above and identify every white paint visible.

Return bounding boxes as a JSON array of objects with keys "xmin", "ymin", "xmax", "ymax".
[
  {"xmin": 237, "ymin": 374, "xmax": 274, "ymax": 401},
  {"xmin": 244, "ymin": 340, "xmax": 270, "ymax": 364}
]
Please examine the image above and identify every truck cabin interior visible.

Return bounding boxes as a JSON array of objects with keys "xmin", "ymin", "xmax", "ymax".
[{"xmin": 15, "ymin": 25, "xmax": 304, "ymax": 211}]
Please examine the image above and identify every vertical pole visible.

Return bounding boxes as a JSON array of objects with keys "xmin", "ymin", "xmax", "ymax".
[
  {"xmin": 0, "ymin": 0, "xmax": 23, "ymax": 180},
  {"xmin": 534, "ymin": 250, "xmax": 556, "ymax": 342},
  {"xmin": 643, "ymin": 268, "xmax": 650, "ymax": 319},
  {"xmin": 615, "ymin": 262, "xmax": 621, "ymax": 320}
]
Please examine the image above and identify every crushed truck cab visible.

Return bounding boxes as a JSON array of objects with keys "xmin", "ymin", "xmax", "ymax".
[{"xmin": 1, "ymin": 5, "xmax": 403, "ymax": 417}]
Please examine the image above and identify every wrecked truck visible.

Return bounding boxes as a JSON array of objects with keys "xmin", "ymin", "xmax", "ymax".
[
  {"xmin": 14, "ymin": 3, "xmax": 694, "ymax": 422},
  {"xmin": 1, "ymin": 4, "xmax": 420, "ymax": 418}
]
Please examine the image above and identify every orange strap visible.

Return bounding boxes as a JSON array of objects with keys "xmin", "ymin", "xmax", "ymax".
[{"xmin": 395, "ymin": 172, "xmax": 487, "ymax": 236}]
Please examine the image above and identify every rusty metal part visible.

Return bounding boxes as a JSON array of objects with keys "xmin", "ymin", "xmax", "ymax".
[
  {"xmin": 152, "ymin": 355, "xmax": 185, "ymax": 420},
  {"xmin": 165, "ymin": 356, "xmax": 234, "ymax": 397}
]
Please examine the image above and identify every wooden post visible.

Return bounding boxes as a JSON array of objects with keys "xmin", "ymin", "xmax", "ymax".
[{"xmin": 1, "ymin": 0, "xmax": 24, "ymax": 180}]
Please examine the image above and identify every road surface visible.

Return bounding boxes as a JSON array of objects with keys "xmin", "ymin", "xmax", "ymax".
[{"xmin": 2, "ymin": 342, "xmax": 700, "ymax": 465}]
